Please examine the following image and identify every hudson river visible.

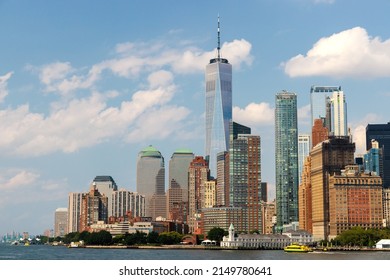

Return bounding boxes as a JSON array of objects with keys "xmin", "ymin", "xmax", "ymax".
[{"xmin": 1, "ymin": 244, "xmax": 390, "ymax": 260}]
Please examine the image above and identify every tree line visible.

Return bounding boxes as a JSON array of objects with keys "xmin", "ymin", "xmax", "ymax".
[{"xmin": 330, "ymin": 227, "xmax": 390, "ymax": 247}]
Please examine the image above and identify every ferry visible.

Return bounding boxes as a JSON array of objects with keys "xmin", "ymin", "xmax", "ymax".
[{"xmin": 284, "ymin": 243, "xmax": 312, "ymax": 253}]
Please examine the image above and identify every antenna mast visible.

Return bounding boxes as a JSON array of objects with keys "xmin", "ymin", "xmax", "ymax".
[{"xmin": 217, "ymin": 15, "xmax": 221, "ymax": 60}]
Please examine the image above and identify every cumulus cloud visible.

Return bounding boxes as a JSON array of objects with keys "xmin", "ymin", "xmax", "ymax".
[
  {"xmin": 37, "ymin": 38, "xmax": 253, "ymax": 96},
  {"xmin": 39, "ymin": 62, "xmax": 101, "ymax": 96},
  {"xmin": 233, "ymin": 102, "xmax": 274, "ymax": 127},
  {"xmin": 0, "ymin": 72, "xmax": 13, "ymax": 103},
  {"xmin": 12, "ymin": 36, "xmax": 253, "ymax": 156},
  {"xmin": 283, "ymin": 27, "xmax": 390, "ymax": 78},
  {"xmin": 0, "ymin": 70, "xmax": 188, "ymax": 156},
  {"xmin": 0, "ymin": 170, "xmax": 40, "ymax": 191},
  {"xmin": 350, "ymin": 113, "xmax": 382, "ymax": 154},
  {"xmin": 298, "ymin": 104, "xmax": 311, "ymax": 127}
]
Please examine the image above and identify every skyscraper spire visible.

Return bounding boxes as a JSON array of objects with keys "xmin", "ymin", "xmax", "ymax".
[{"xmin": 217, "ymin": 15, "xmax": 221, "ymax": 60}]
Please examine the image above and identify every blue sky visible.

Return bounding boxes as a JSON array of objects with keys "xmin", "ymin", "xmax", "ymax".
[{"xmin": 1, "ymin": 0, "xmax": 390, "ymax": 236}]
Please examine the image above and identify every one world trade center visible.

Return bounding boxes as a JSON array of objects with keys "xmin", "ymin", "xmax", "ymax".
[{"xmin": 205, "ymin": 17, "xmax": 232, "ymax": 177}]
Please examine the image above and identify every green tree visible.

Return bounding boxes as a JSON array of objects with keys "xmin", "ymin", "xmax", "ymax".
[
  {"xmin": 207, "ymin": 227, "xmax": 227, "ymax": 243},
  {"xmin": 157, "ymin": 231, "xmax": 183, "ymax": 245},
  {"xmin": 125, "ymin": 231, "xmax": 147, "ymax": 245},
  {"xmin": 147, "ymin": 231, "xmax": 159, "ymax": 244},
  {"xmin": 88, "ymin": 230, "xmax": 112, "ymax": 245}
]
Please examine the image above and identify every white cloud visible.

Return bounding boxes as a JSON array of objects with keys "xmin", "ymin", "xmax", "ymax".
[
  {"xmin": 0, "ymin": 70, "xmax": 185, "ymax": 156},
  {"xmin": 298, "ymin": 104, "xmax": 311, "ymax": 128},
  {"xmin": 0, "ymin": 170, "xmax": 40, "ymax": 191},
  {"xmin": 283, "ymin": 27, "xmax": 390, "ymax": 78},
  {"xmin": 233, "ymin": 102, "xmax": 274, "ymax": 127},
  {"xmin": 350, "ymin": 113, "xmax": 382, "ymax": 154},
  {"xmin": 13, "ymin": 37, "xmax": 253, "ymax": 157},
  {"xmin": 313, "ymin": 0, "xmax": 334, "ymax": 4},
  {"xmin": 0, "ymin": 71, "xmax": 13, "ymax": 103},
  {"xmin": 126, "ymin": 105, "xmax": 191, "ymax": 142}
]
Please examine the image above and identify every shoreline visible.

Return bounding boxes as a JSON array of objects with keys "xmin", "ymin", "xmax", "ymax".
[{"xmin": 72, "ymin": 244, "xmax": 390, "ymax": 252}]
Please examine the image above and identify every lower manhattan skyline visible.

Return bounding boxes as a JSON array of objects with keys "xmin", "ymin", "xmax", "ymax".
[{"xmin": 2, "ymin": 0, "xmax": 390, "ymax": 236}]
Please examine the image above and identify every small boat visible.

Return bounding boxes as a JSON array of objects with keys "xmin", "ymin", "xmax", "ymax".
[{"xmin": 284, "ymin": 243, "xmax": 312, "ymax": 253}]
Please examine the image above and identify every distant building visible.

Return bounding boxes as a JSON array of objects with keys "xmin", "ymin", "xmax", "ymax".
[
  {"xmin": 328, "ymin": 165, "xmax": 383, "ymax": 239},
  {"xmin": 366, "ymin": 122, "xmax": 390, "ymax": 188},
  {"xmin": 298, "ymin": 156, "xmax": 312, "ymax": 233},
  {"xmin": 298, "ymin": 134, "xmax": 311, "ymax": 184},
  {"xmin": 68, "ymin": 192, "xmax": 84, "ymax": 233},
  {"xmin": 311, "ymin": 118, "xmax": 329, "ymax": 148},
  {"xmin": 188, "ymin": 156, "xmax": 209, "ymax": 233},
  {"xmin": 328, "ymin": 90, "xmax": 348, "ymax": 137},
  {"xmin": 79, "ymin": 184, "xmax": 108, "ymax": 232},
  {"xmin": 383, "ymin": 189, "xmax": 390, "ymax": 227},
  {"xmin": 260, "ymin": 182, "xmax": 268, "ymax": 203},
  {"xmin": 262, "ymin": 200, "xmax": 276, "ymax": 234},
  {"xmin": 310, "ymin": 86, "xmax": 341, "ymax": 127},
  {"xmin": 201, "ymin": 206, "xmax": 246, "ymax": 235},
  {"xmin": 136, "ymin": 145, "xmax": 166, "ymax": 220},
  {"xmin": 202, "ymin": 180, "xmax": 217, "ymax": 209},
  {"xmin": 216, "ymin": 151, "xmax": 229, "ymax": 206},
  {"xmin": 112, "ymin": 189, "xmax": 145, "ymax": 219},
  {"xmin": 167, "ymin": 149, "xmax": 194, "ymax": 222},
  {"xmin": 364, "ymin": 139, "xmax": 380, "ymax": 176},
  {"xmin": 54, "ymin": 208, "xmax": 68, "ymax": 237},
  {"xmin": 91, "ymin": 176, "xmax": 118, "ymax": 217}
]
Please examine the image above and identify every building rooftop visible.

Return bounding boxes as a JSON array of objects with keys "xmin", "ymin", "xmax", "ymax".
[
  {"xmin": 139, "ymin": 145, "xmax": 162, "ymax": 158},
  {"xmin": 173, "ymin": 148, "xmax": 193, "ymax": 154}
]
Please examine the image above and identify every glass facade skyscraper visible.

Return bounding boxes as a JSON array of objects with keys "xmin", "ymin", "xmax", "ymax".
[
  {"xmin": 136, "ymin": 145, "xmax": 166, "ymax": 219},
  {"xmin": 366, "ymin": 122, "xmax": 390, "ymax": 188},
  {"xmin": 205, "ymin": 19, "xmax": 232, "ymax": 178},
  {"xmin": 310, "ymin": 86, "xmax": 340, "ymax": 127},
  {"xmin": 275, "ymin": 91, "xmax": 298, "ymax": 231}
]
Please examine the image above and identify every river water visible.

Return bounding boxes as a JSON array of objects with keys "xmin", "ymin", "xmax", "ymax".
[{"xmin": 1, "ymin": 244, "xmax": 390, "ymax": 260}]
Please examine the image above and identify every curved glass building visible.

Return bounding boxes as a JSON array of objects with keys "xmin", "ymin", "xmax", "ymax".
[{"xmin": 136, "ymin": 145, "xmax": 166, "ymax": 219}]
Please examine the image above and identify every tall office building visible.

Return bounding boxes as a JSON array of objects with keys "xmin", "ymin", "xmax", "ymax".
[
  {"xmin": 205, "ymin": 17, "xmax": 232, "ymax": 177},
  {"xmin": 275, "ymin": 91, "xmax": 299, "ymax": 232},
  {"xmin": 366, "ymin": 122, "xmax": 390, "ymax": 188},
  {"xmin": 230, "ymin": 133, "xmax": 262, "ymax": 232},
  {"xmin": 68, "ymin": 192, "xmax": 83, "ymax": 233},
  {"xmin": 310, "ymin": 86, "xmax": 336, "ymax": 126},
  {"xmin": 54, "ymin": 208, "xmax": 68, "ymax": 237},
  {"xmin": 310, "ymin": 86, "xmax": 341, "ymax": 128},
  {"xmin": 188, "ymin": 156, "xmax": 209, "ymax": 233},
  {"xmin": 216, "ymin": 151, "xmax": 229, "ymax": 206},
  {"xmin": 310, "ymin": 136, "xmax": 355, "ymax": 240},
  {"xmin": 329, "ymin": 90, "xmax": 348, "ymax": 137},
  {"xmin": 298, "ymin": 134, "xmax": 311, "ymax": 184},
  {"xmin": 136, "ymin": 145, "xmax": 166, "ymax": 220},
  {"xmin": 91, "ymin": 176, "xmax": 118, "ymax": 218},
  {"xmin": 166, "ymin": 149, "xmax": 193, "ymax": 222}
]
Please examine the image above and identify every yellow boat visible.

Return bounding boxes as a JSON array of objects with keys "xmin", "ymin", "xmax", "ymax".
[{"xmin": 284, "ymin": 243, "xmax": 311, "ymax": 253}]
